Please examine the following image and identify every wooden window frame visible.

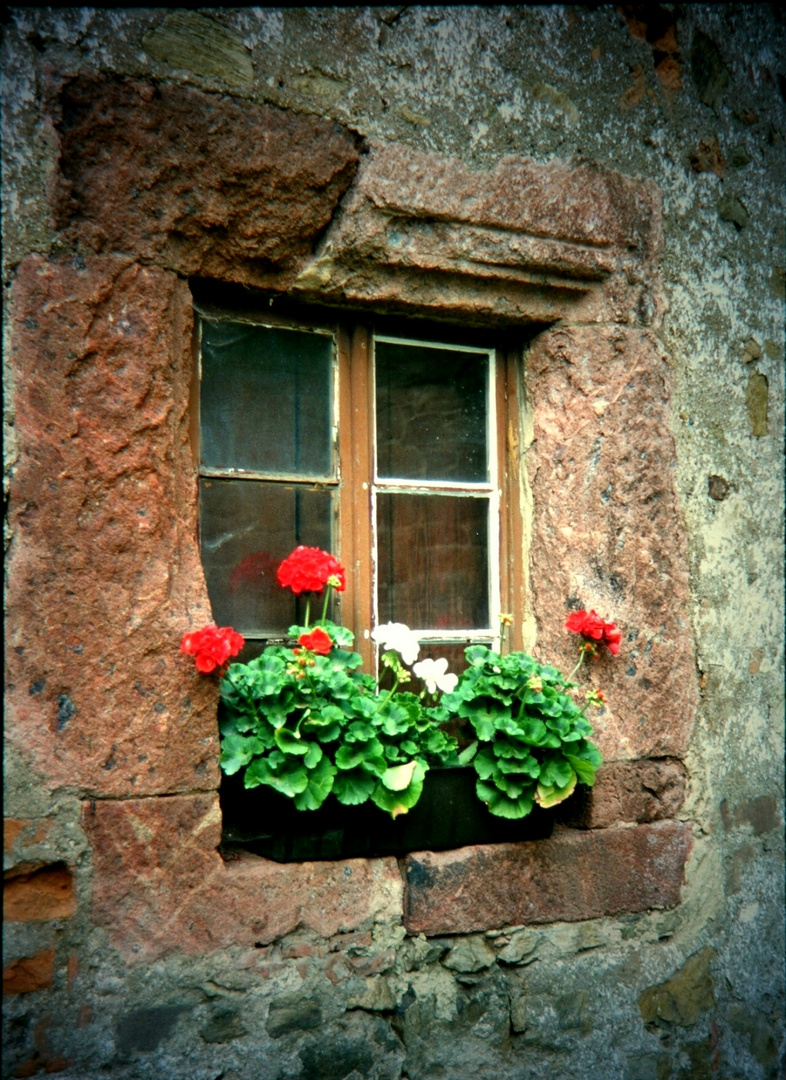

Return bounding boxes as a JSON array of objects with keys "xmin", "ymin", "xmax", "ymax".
[{"xmin": 193, "ymin": 298, "xmax": 526, "ymax": 670}]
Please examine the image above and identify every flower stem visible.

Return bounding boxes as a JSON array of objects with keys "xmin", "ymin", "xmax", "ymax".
[
  {"xmin": 320, "ymin": 587, "xmax": 330, "ymax": 624},
  {"xmin": 567, "ymin": 649, "xmax": 586, "ymax": 682},
  {"xmin": 303, "ymin": 597, "xmax": 311, "ymax": 629},
  {"xmin": 378, "ymin": 675, "xmax": 400, "ymax": 711}
]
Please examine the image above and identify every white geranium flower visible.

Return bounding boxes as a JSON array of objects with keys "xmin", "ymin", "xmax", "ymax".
[
  {"xmin": 413, "ymin": 657, "xmax": 458, "ymax": 695},
  {"xmin": 371, "ymin": 622, "xmax": 420, "ymax": 666}
]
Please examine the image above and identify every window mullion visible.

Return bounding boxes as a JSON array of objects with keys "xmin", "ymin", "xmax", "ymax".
[
  {"xmin": 499, "ymin": 347, "xmax": 525, "ymax": 653},
  {"xmin": 338, "ymin": 324, "xmax": 375, "ymax": 670}
]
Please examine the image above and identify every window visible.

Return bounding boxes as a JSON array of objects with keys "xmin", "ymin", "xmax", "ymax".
[{"xmin": 193, "ymin": 298, "xmax": 525, "ymax": 672}]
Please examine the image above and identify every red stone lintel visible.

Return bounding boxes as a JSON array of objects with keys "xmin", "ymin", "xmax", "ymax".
[{"xmin": 403, "ymin": 821, "xmax": 692, "ymax": 937}]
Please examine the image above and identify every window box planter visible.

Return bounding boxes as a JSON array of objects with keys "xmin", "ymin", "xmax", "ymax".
[{"xmin": 220, "ymin": 766, "xmax": 554, "ymax": 862}]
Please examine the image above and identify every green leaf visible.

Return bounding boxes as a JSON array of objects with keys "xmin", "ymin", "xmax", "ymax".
[
  {"xmin": 544, "ymin": 714, "xmax": 572, "ymax": 738},
  {"xmin": 466, "ymin": 645, "xmax": 495, "ymax": 666},
  {"xmin": 377, "ymin": 700, "xmax": 413, "ymax": 735},
  {"xmin": 476, "ymin": 779, "xmax": 535, "ymax": 819},
  {"xmin": 303, "ymin": 742, "xmax": 323, "ymax": 769},
  {"xmin": 421, "ymin": 728, "xmax": 459, "ymax": 763},
  {"xmin": 353, "ymin": 696, "xmax": 379, "ymax": 720},
  {"xmin": 242, "ymin": 757, "xmax": 309, "ymax": 797},
  {"xmin": 371, "ymin": 761, "xmax": 426, "ymax": 817},
  {"xmin": 493, "ymin": 772, "xmax": 528, "ymax": 798},
  {"xmin": 535, "ymin": 771, "xmax": 577, "ymax": 808},
  {"xmin": 564, "ymin": 753, "xmax": 597, "ymax": 786},
  {"xmin": 457, "ymin": 741, "xmax": 478, "ymax": 765},
  {"xmin": 495, "ymin": 755, "xmax": 538, "ymax": 778},
  {"xmin": 302, "ymin": 721, "xmax": 341, "ymax": 743},
  {"xmin": 242, "ymin": 757, "xmax": 273, "ymax": 789},
  {"xmin": 462, "ymin": 701, "xmax": 512, "ymax": 740},
  {"xmin": 360, "ymin": 754, "xmax": 387, "ymax": 778},
  {"xmin": 263, "ymin": 763, "xmax": 309, "ymax": 798},
  {"xmin": 538, "ymin": 754, "xmax": 575, "ymax": 789},
  {"xmin": 333, "ymin": 767, "xmax": 376, "ymax": 806},
  {"xmin": 347, "ymin": 720, "xmax": 376, "ymax": 741},
  {"xmin": 263, "ymin": 700, "xmax": 297, "ymax": 730},
  {"xmin": 293, "ymin": 756, "xmax": 336, "ymax": 810},
  {"xmin": 247, "ymin": 653, "xmax": 287, "ymax": 696},
  {"xmin": 516, "ymin": 717, "xmax": 549, "ymax": 745},
  {"xmin": 335, "ymin": 744, "xmax": 366, "ymax": 770},
  {"xmin": 492, "ymin": 738, "xmax": 532, "ymax": 760},
  {"xmin": 274, "ymin": 728, "xmax": 310, "ymax": 756},
  {"xmin": 474, "ymin": 746, "xmax": 497, "ymax": 780},
  {"xmin": 381, "ymin": 760, "xmax": 418, "ymax": 791},
  {"xmin": 308, "ymin": 704, "xmax": 346, "ymax": 726},
  {"xmin": 219, "ymin": 734, "xmax": 262, "ymax": 776},
  {"xmin": 317, "ymin": 620, "xmax": 355, "ymax": 649}
]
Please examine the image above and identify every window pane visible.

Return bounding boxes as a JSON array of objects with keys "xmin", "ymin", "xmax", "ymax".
[
  {"xmin": 375, "ymin": 340, "xmax": 488, "ymax": 482},
  {"xmin": 201, "ymin": 320, "xmax": 333, "ymax": 476},
  {"xmin": 377, "ymin": 494, "xmax": 489, "ymax": 629},
  {"xmin": 200, "ymin": 479, "xmax": 333, "ymax": 635}
]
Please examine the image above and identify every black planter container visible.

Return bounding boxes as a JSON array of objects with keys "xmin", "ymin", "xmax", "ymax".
[{"xmin": 220, "ymin": 766, "xmax": 554, "ymax": 862}]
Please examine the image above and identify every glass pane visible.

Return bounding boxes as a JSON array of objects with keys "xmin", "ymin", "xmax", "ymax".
[
  {"xmin": 201, "ymin": 320, "xmax": 333, "ymax": 476},
  {"xmin": 377, "ymin": 493, "xmax": 489, "ymax": 629},
  {"xmin": 200, "ymin": 479, "xmax": 333, "ymax": 635},
  {"xmin": 375, "ymin": 339, "xmax": 488, "ymax": 482}
]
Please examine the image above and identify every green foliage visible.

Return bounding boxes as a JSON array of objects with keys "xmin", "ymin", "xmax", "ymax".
[
  {"xmin": 219, "ymin": 623, "xmax": 602, "ymax": 822},
  {"xmin": 218, "ymin": 621, "xmax": 458, "ymax": 817},
  {"xmin": 440, "ymin": 646, "xmax": 602, "ymax": 819}
]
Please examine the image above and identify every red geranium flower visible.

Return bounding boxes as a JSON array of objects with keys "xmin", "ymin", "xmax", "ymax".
[
  {"xmin": 297, "ymin": 627, "xmax": 333, "ymax": 655},
  {"xmin": 180, "ymin": 624, "xmax": 245, "ymax": 673},
  {"xmin": 564, "ymin": 609, "xmax": 621, "ymax": 655},
  {"xmin": 277, "ymin": 546, "xmax": 346, "ymax": 595}
]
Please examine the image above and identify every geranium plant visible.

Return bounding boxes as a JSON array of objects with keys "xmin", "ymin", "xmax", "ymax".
[
  {"xmin": 434, "ymin": 611, "xmax": 611, "ymax": 819},
  {"xmin": 193, "ymin": 547, "xmax": 457, "ymax": 818},
  {"xmin": 180, "ymin": 545, "xmax": 613, "ymax": 824}
]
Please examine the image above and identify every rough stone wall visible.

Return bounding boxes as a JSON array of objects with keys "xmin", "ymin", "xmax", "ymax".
[{"xmin": 3, "ymin": 7, "xmax": 784, "ymax": 1080}]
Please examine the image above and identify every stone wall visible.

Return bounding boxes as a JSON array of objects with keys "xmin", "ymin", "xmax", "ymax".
[{"xmin": 3, "ymin": 7, "xmax": 784, "ymax": 1080}]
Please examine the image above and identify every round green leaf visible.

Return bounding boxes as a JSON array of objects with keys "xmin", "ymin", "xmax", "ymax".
[
  {"xmin": 293, "ymin": 756, "xmax": 336, "ymax": 810},
  {"xmin": 333, "ymin": 768, "xmax": 376, "ymax": 806}
]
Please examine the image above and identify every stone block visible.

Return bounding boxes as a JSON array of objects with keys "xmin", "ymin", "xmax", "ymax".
[
  {"xmin": 526, "ymin": 325, "xmax": 698, "ymax": 760},
  {"xmin": 266, "ymin": 994, "xmax": 323, "ymax": 1038},
  {"xmin": 4, "ymin": 863, "xmax": 76, "ymax": 921},
  {"xmin": 4, "ymin": 819, "xmax": 52, "ymax": 854},
  {"xmin": 2, "ymin": 949, "xmax": 55, "ymax": 994},
  {"xmin": 5, "ymin": 254, "xmax": 218, "ymax": 797},
  {"xmin": 443, "ymin": 937, "xmax": 496, "ymax": 973},
  {"xmin": 116, "ymin": 1006, "xmax": 188, "ymax": 1054},
  {"xmin": 639, "ymin": 947, "xmax": 716, "ymax": 1027},
  {"xmin": 558, "ymin": 760, "xmax": 687, "ymax": 828},
  {"xmin": 51, "ymin": 74, "xmax": 360, "ymax": 289},
  {"xmin": 142, "ymin": 11, "xmax": 253, "ymax": 89},
  {"xmin": 199, "ymin": 1007, "xmax": 248, "ymax": 1045},
  {"xmin": 403, "ymin": 822, "xmax": 693, "ymax": 936},
  {"xmin": 292, "ymin": 140, "xmax": 662, "ymax": 325},
  {"xmin": 83, "ymin": 794, "xmax": 404, "ymax": 961}
]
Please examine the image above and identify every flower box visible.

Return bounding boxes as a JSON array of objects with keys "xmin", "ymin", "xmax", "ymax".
[
  {"xmin": 182, "ymin": 547, "xmax": 612, "ymax": 862},
  {"xmin": 220, "ymin": 765, "xmax": 554, "ymax": 862}
]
